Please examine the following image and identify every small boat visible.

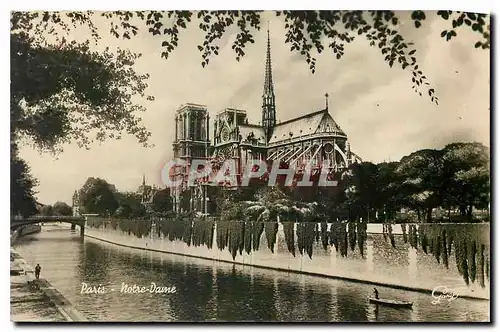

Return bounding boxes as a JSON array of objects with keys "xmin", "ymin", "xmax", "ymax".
[{"xmin": 369, "ymin": 297, "xmax": 413, "ymax": 308}]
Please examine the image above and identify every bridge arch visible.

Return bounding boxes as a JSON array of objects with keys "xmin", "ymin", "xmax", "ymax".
[{"xmin": 11, "ymin": 216, "xmax": 87, "ymax": 236}]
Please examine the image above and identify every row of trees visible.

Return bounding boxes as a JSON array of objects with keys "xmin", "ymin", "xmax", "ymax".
[
  {"xmin": 15, "ymin": 141, "xmax": 489, "ymax": 222},
  {"xmin": 75, "ymin": 177, "xmax": 173, "ymax": 218},
  {"xmin": 215, "ymin": 142, "xmax": 490, "ymax": 223},
  {"xmin": 39, "ymin": 201, "xmax": 73, "ymax": 216}
]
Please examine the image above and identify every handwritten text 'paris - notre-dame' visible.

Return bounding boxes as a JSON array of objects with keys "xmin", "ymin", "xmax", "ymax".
[{"xmin": 80, "ymin": 282, "xmax": 176, "ymax": 294}]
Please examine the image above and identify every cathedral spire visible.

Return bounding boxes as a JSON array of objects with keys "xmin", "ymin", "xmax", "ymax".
[
  {"xmin": 264, "ymin": 25, "xmax": 274, "ymax": 99},
  {"xmin": 142, "ymin": 174, "xmax": 146, "ymax": 187},
  {"xmin": 262, "ymin": 24, "xmax": 277, "ymax": 141}
]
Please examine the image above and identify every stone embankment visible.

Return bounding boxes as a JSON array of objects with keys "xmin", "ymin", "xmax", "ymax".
[{"xmin": 11, "ymin": 237, "xmax": 87, "ymax": 322}]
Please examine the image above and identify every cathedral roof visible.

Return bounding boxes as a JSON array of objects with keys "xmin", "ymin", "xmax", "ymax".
[
  {"xmin": 268, "ymin": 109, "xmax": 346, "ymax": 144},
  {"xmin": 238, "ymin": 125, "xmax": 267, "ymax": 145}
]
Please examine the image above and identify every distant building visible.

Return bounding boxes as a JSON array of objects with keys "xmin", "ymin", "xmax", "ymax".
[
  {"xmin": 171, "ymin": 28, "xmax": 362, "ymax": 215},
  {"xmin": 137, "ymin": 174, "xmax": 162, "ymax": 213}
]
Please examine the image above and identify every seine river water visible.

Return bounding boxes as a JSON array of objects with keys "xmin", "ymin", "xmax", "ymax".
[{"xmin": 13, "ymin": 226, "xmax": 489, "ymax": 322}]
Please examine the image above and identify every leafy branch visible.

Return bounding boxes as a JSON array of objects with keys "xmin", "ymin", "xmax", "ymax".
[
  {"xmin": 11, "ymin": 29, "xmax": 153, "ymax": 152},
  {"xmin": 11, "ymin": 10, "xmax": 491, "ymax": 112}
]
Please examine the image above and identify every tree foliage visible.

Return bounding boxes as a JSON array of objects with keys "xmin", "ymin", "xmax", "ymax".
[
  {"xmin": 343, "ymin": 162, "xmax": 380, "ymax": 222},
  {"xmin": 338, "ymin": 142, "xmax": 489, "ymax": 223},
  {"xmin": 76, "ymin": 177, "xmax": 176, "ymax": 219},
  {"xmin": 114, "ymin": 192, "xmax": 146, "ymax": 219},
  {"xmin": 410, "ymin": 223, "xmax": 489, "ymax": 287},
  {"xmin": 214, "ymin": 141, "xmax": 489, "ymax": 224},
  {"xmin": 39, "ymin": 204, "xmax": 53, "ymax": 216},
  {"xmin": 78, "ymin": 177, "xmax": 118, "ymax": 216},
  {"xmin": 52, "ymin": 201, "xmax": 73, "ymax": 216},
  {"xmin": 243, "ymin": 186, "xmax": 317, "ymax": 222},
  {"xmin": 151, "ymin": 188, "xmax": 174, "ymax": 214},
  {"xmin": 11, "ymin": 12, "xmax": 153, "ymax": 152},
  {"xmin": 397, "ymin": 149, "xmax": 444, "ymax": 222},
  {"xmin": 12, "ymin": 10, "xmax": 489, "ymax": 107},
  {"xmin": 10, "ymin": 12, "xmax": 154, "ymax": 218},
  {"xmin": 441, "ymin": 142, "xmax": 490, "ymax": 218},
  {"xmin": 11, "ymin": 148, "xmax": 38, "ymax": 217}
]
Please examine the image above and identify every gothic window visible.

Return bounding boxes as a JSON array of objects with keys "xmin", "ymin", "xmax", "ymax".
[
  {"xmin": 221, "ymin": 127, "xmax": 230, "ymax": 142},
  {"xmin": 324, "ymin": 143, "xmax": 334, "ymax": 154}
]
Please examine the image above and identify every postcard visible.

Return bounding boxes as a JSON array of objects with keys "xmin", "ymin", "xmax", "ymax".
[{"xmin": 10, "ymin": 10, "xmax": 490, "ymax": 323}]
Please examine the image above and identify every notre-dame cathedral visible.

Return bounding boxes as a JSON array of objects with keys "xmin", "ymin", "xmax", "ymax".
[{"xmin": 171, "ymin": 29, "xmax": 362, "ymax": 215}]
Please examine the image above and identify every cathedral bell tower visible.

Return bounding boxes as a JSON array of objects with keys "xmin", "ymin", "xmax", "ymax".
[{"xmin": 262, "ymin": 27, "xmax": 276, "ymax": 142}]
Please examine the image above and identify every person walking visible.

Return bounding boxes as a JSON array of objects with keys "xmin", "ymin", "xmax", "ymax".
[
  {"xmin": 35, "ymin": 264, "xmax": 41, "ymax": 280},
  {"xmin": 373, "ymin": 288, "xmax": 379, "ymax": 299}
]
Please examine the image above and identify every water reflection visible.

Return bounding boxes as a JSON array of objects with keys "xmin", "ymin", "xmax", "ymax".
[{"xmin": 13, "ymin": 227, "xmax": 489, "ymax": 322}]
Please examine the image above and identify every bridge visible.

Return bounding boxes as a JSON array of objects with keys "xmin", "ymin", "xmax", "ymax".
[{"xmin": 11, "ymin": 216, "xmax": 87, "ymax": 236}]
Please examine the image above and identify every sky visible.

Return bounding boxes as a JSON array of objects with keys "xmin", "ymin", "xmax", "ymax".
[{"xmin": 17, "ymin": 11, "xmax": 490, "ymax": 205}]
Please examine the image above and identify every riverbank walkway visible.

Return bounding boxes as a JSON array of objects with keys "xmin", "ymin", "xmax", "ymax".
[{"xmin": 10, "ymin": 248, "xmax": 87, "ymax": 322}]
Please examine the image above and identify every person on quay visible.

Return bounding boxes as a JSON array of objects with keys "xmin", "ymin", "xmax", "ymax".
[{"xmin": 35, "ymin": 264, "xmax": 41, "ymax": 280}]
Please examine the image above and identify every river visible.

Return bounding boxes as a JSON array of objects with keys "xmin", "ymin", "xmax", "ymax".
[{"xmin": 13, "ymin": 225, "xmax": 489, "ymax": 322}]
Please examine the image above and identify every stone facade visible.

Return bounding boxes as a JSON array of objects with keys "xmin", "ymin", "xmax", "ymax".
[{"xmin": 171, "ymin": 29, "xmax": 362, "ymax": 214}]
